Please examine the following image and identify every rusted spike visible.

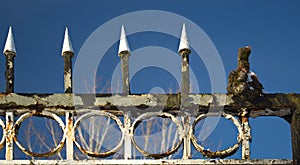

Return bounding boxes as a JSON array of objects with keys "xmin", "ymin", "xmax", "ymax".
[
  {"xmin": 118, "ymin": 25, "xmax": 131, "ymax": 95},
  {"xmin": 62, "ymin": 27, "xmax": 74, "ymax": 93},
  {"xmin": 3, "ymin": 27, "xmax": 16, "ymax": 93},
  {"xmin": 178, "ymin": 23, "xmax": 191, "ymax": 111}
]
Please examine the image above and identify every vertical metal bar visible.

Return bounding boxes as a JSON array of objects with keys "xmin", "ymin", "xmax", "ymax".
[
  {"xmin": 5, "ymin": 54, "xmax": 15, "ymax": 93},
  {"xmin": 179, "ymin": 35, "xmax": 191, "ymax": 159},
  {"xmin": 63, "ymin": 54, "xmax": 73, "ymax": 93},
  {"xmin": 291, "ymin": 109, "xmax": 300, "ymax": 164},
  {"xmin": 120, "ymin": 53, "xmax": 130, "ymax": 95},
  {"xmin": 5, "ymin": 112, "xmax": 14, "ymax": 160},
  {"xmin": 181, "ymin": 53, "xmax": 190, "ymax": 109},
  {"xmin": 124, "ymin": 113, "xmax": 132, "ymax": 159},
  {"xmin": 182, "ymin": 115, "xmax": 191, "ymax": 159},
  {"xmin": 241, "ymin": 108, "xmax": 251, "ymax": 160},
  {"xmin": 66, "ymin": 112, "xmax": 74, "ymax": 160}
]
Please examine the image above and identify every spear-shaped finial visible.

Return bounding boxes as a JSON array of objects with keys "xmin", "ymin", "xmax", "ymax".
[
  {"xmin": 118, "ymin": 25, "xmax": 131, "ymax": 95},
  {"xmin": 178, "ymin": 23, "xmax": 191, "ymax": 111},
  {"xmin": 3, "ymin": 26, "xmax": 17, "ymax": 93},
  {"xmin": 3, "ymin": 26, "xmax": 16, "ymax": 56},
  {"xmin": 62, "ymin": 27, "xmax": 74, "ymax": 56},
  {"xmin": 178, "ymin": 23, "xmax": 191, "ymax": 56},
  {"xmin": 118, "ymin": 25, "xmax": 131, "ymax": 55},
  {"xmin": 61, "ymin": 27, "xmax": 74, "ymax": 93}
]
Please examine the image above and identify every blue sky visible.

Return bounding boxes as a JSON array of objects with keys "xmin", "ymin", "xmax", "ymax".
[{"xmin": 0, "ymin": 0, "xmax": 299, "ymax": 159}]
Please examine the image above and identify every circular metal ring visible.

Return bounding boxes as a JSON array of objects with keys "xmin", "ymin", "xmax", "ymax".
[
  {"xmin": 130, "ymin": 112, "xmax": 184, "ymax": 159},
  {"xmin": 191, "ymin": 112, "xmax": 242, "ymax": 158},
  {"xmin": 13, "ymin": 111, "xmax": 66, "ymax": 157},
  {"xmin": 73, "ymin": 111, "xmax": 124, "ymax": 158},
  {"xmin": 0, "ymin": 118, "xmax": 6, "ymax": 150}
]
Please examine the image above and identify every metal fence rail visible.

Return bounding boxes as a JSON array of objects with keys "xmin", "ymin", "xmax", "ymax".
[{"xmin": 0, "ymin": 93, "xmax": 298, "ymax": 164}]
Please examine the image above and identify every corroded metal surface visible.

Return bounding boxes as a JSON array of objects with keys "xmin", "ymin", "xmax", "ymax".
[
  {"xmin": 119, "ymin": 53, "xmax": 130, "ymax": 95},
  {"xmin": 13, "ymin": 111, "xmax": 66, "ymax": 157},
  {"xmin": 124, "ymin": 112, "xmax": 132, "ymax": 159},
  {"xmin": 291, "ymin": 108, "xmax": 300, "ymax": 164},
  {"xmin": 3, "ymin": 27, "xmax": 16, "ymax": 94},
  {"xmin": 130, "ymin": 112, "xmax": 184, "ymax": 159},
  {"xmin": 72, "ymin": 111, "xmax": 124, "ymax": 158},
  {"xmin": 5, "ymin": 112, "xmax": 13, "ymax": 160},
  {"xmin": 0, "ymin": 93, "xmax": 298, "ymax": 118},
  {"xmin": 0, "ymin": 93, "xmax": 297, "ymax": 163},
  {"xmin": 66, "ymin": 112, "xmax": 74, "ymax": 160},
  {"xmin": 0, "ymin": 118, "xmax": 5, "ymax": 150},
  {"xmin": 182, "ymin": 115, "xmax": 191, "ymax": 159},
  {"xmin": 4, "ymin": 54, "xmax": 15, "ymax": 93},
  {"xmin": 0, "ymin": 159, "xmax": 293, "ymax": 165},
  {"xmin": 190, "ymin": 112, "xmax": 242, "ymax": 158},
  {"xmin": 240, "ymin": 108, "xmax": 251, "ymax": 160},
  {"xmin": 180, "ymin": 51, "xmax": 191, "ymax": 109},
  {"xmin": 63, "ymin": 54, "xmax": 73, "ymax": 93}
]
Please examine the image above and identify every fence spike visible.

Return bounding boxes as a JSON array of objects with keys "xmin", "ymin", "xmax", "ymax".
[
  {"xmin": 178, "ymin": 23, "xmax": 191, "ymax": 110},
  {"xmin": 118, "ymin": 25, "xmax": 131, "ymax": 55},
  {"xmin": 3, "ymin": 26, "xmax": 16, "ymax": 55},
  {"xmin": 3, "ymin": 26, "xmax": 16, "ymax": 93},
  {"xmin": 62, "ymin": 27, "xmax": 74, "ymax": 93},
  {"xmin": 62, "ymin": 27, "xmax": 74, "ymax": 55},
  {"xmin": 118, "ymin": 25, "xmax": 131, "ymax": 95},
  {"xmin": 178, "ymin": 23, "xmax": 190, "ymax": 55}
]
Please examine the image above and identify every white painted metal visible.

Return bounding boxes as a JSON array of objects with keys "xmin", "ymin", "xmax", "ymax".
[
  {"xmin": 66, "ymin": 112, "xmax": 74, "ymax": 160},
  {"xmin": 3, "ymin": 26, "xmax": 16, "ymax": 55},
  {"xmin": 5, "ymin": 112, "xmax": 14, "ymax": 160},
  {"xmin": 118, "ymin": 25, "xmax": 130, "ymax": 55},
  {"xmin": 124, "ymin": 113, "xmax": 132, "ymax": 159},
  {"xmin": 0, "ymin": 159, "xmax": 292, "ymax": 165},
  {"xmin": 62, "ymin": 27, "xmax": 74, "ymax": 55},
  {"xmin": 178, "ymin": 23, "xmax": 190, "ymax": 53}
]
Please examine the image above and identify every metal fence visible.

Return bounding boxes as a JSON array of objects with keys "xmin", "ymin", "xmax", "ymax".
[{"xmin": 0, "ymin": 26, "xmax": 298, "ymax": 164}]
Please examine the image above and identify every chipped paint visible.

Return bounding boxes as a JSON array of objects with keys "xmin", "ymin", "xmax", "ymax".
[
  {"xmin": 63, "ymin": 54, "xmax": 73, "ymax": 93},
  {"xmin": 182, "ymin": 115, "xmax": 191, "ymax": 159},
  {"xmin": 130, "ymin": 112, "xmax": 184, "ymax": 159},
  {"xmin": 4, "ymin": 55, "xmax": 15, "ymax": 93},
  {"xmin": 124, "ymin": 113, "xmax": 132, "ymax": 159},
  {"xmin": 0, "ymin": 159, "xmax": 292, "ymax": 165},
  {"xmin": 5, "ymin": 112, "xmax": 13, "ymax": 160},
  {"xmin": 0, "ymin": 93, "xmax": 297, "ymax": 163},
  {"xmin": 66, "ymin": 112, "xmax": 74, "ymax": 160},
  {"xmin": 6, "ymin": 94, "xmax": 37, "ymax": 106},
  {"xmin": 0, "ymin": 118, "xmax": 6, "ymax": 150},
  {"xmin": 95, "ymin": 94, "xmax": 159, "ymax": 107},
  {"xmin": 190, "ymin": 112, "xmax": 242, "ymax": 158},
  {"xmin": 72, "ymin": 111, "xmax": 124, "ymax": 158},
  {"xmin": 13, "ymin": 111, "xmax": 66, "ymax": 157},
  {"xmin": 0, "ymin": 93, "xmax": 297, "ymax": 117},
  {"xmin": 240, "ymin": 108, "xmax": 251, "ymax": 160},
  {"xmin": 120, "ymin": 53, "xmax": 130, "ymax": 95},
  {"xmin": 291, "ymin": 108, "xmax": 300, "ymax": 164}
]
